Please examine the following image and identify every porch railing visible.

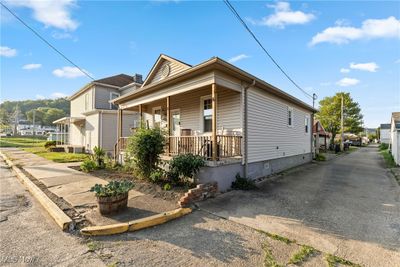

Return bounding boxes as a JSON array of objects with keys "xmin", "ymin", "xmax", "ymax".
[
  {"xmin": 168, "ymin": 135, "xmax": 242, "ymax": 159},
  {"xmin": 115, "ymin": 135, "xmax": 242, "ymax": 160}
]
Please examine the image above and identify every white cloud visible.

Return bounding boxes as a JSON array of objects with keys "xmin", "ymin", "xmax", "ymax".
[
  {"xmin": 394, "ymin": 59, "xmax": 400, "ymax": 64},
  {"xmin": 228, "ymin": 54, "xmax": 250, "ymax": 63},
  {"xmin": 350, "ymin": 62, "xmax": 379, "ymax": 72},
  {"xmin": 0, "ymin": 46, "xmax": 17, "ymax": 57},
  {"xmin": 256, "ymin": 1, "xmax": 315, "ymax": 28},
  {"xmin": 7, "ymin": 0, "xmax": 78, "ymax": 31},
  {"xmin": 52, "ymin": 32, "xmax": 73, "ymax": 39},
  {"xmin": 35, "ymin": 94, "xmax": 45, "ymax": 100},
  {"xmin": 51, "ymin": 92, "xmax": 68, "ymax": 98},
  {"xmin": 247, "ymin": 2, "xmax": 315, "ymax": 28},
  {"xmin": 340, "ymin": 68, "xmax": 350, "ymax": 73},
  {"xmin": 310, "ymin": 16, "xmax": 400, "ymax": 45},
  {"xmin": 22, "ymin": 63, "xmax": 42, "ymax": 70},
  {"xmin": 336, "ymin": 77, "xmax": 360, "ymax": 87},
  {"xmin": 52, "ymin": 66, "xmax": 89, "ymax": 78}
]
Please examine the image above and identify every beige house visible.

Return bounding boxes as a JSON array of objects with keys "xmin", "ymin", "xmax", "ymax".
[
  {"xmin": 53, "ymin": 74, "xmax": 142, "ymax": 155},
  {"xmin": 112, "ymin": 55, "xmax": 316, "ymax": 190},
  {"xmin": 389, "ymin": 112, "xmax": 400, "ymax": 166}
]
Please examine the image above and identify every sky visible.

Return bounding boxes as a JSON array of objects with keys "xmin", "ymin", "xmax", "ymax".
[{"xmin": 1, "ymin": 0, "xmax": 399, "ymax": 128}]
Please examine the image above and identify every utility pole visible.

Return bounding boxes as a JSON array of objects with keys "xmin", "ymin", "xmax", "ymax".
[
  {"xmin": 312, "ymin": 93, "xmax": 317, "ymax": 108},
  {"xmin": 340, "ymin": 95, "xmax": 344, "ymax": 151},
  {"xmin": 32, "ymin": 110, "xmax": 36, "ymax": 136},
  {"xmin": 13, "ymin": 104, "xmax": 19, "ymax": 136}
]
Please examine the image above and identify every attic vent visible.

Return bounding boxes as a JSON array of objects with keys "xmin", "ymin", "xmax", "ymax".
[{"xmin": 161, "ymin": 64, "xmax": 171, "ymax": 78}]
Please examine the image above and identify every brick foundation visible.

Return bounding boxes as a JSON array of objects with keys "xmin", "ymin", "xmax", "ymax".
[{"xmin": 178, "ymin": 182, "xmax": 218, "ymax": 207}]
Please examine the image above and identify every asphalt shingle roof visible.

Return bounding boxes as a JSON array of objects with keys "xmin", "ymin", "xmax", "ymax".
[{"xmin": 94, "ymin": 74, "xmax": 135, "ymax": 87}]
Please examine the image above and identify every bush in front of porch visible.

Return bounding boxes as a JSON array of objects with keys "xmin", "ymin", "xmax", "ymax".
[{"xmin": 125, "ymin": 127, "xmax": 165, "ymax": 179}]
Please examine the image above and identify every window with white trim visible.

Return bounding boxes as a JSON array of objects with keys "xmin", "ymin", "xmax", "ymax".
[
  {"xmin": 287, "ymin": 107, "xmax": 293, "ymax": 127},
  {"xmin": 202, "ymin": 97, "xmax": 212, "ymax": 132},
  {"xmin": 110, "ymin": 92, "xmax": 120, "ymax": 110},
  {"xmin": 305, "ymin": 115, "xmax": 310, "ymax": 133},
  {"xmin": 153, "ymin": 107, "xmax": 162, "ymax": 128}
]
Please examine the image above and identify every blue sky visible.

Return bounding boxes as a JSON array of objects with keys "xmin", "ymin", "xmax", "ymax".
[{"xmin": 1, "ymin": 0, "xmax": 399, "ymax": 128}]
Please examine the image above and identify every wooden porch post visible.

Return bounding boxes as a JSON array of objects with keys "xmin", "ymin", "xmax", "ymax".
[
  {"xmin": 138, "ymin": 104, "xmax": 143, "ymax": 127},
  {"xmin": 212, "ymin": 83, "xmax": 218, "ymax": 161},
  {"xmin": 117, "ymin": 108, "xmax": 123, "ymax": 139},
  {"xmin": 166, "ymin": 96, "xmax": 171, "ymax": 155}
]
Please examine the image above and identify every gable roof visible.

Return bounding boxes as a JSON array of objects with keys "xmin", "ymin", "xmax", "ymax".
[
  {"xmin": 112, "ymin": 55, "xmax": 317, "ymax": 112},
  {"xmin": 68, "ymin": 74, "xmax": 134, "ymax": 100},
  {"xmin": 141, "ymin": 54, "xmax": 192, "ymax": 87}
]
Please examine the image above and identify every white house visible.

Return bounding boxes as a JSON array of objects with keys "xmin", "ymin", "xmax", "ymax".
[
  {"xmin": 53, "ymin": 74, "xmax": 142, "ymax": 155},
  {"xmin": 389, "ymin": 112, "xmax": 400, "ymax": 166},
  {"xmin": 380, "ymin": 123, "xmax": 391, "ymax": 144},
  {"xmin": 112, "ymin": 54, "xmax": 316, "ymax": 191}
]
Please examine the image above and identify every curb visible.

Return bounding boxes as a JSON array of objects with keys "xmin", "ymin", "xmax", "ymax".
[
  {"xmin": 0, "ymin": 151, "xmax": 73, "ymax": 231},
  {"xmin": 80, "ymin": 207, "xmax": 192, "ymax": 236}
]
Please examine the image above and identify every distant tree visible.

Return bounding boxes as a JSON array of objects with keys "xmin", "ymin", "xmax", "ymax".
[
  {"xmin": 0, "ymin": 109, "xmax": 11, "ymax": 126},
  {"xmin": 43, "ymin": 108, "xmax": 65, "ymax": 125},
  {"xmin": 316, "ymin": 92, "xmax": 363, "ymax": 145}
]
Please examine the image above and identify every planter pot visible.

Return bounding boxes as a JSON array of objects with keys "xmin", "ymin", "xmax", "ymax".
[{"xmin": 96, "ymin": 192, "xmax": 128, "ymax": 214}]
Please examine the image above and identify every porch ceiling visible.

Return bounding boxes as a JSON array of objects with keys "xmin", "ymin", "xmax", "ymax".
[{"xmin": 53, "ymin": 117, "xmax": 85, "ymax": 125}]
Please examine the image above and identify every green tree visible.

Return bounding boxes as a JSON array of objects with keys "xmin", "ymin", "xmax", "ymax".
[
  {"xmin": 0, "ymin": 109, "xmax": 11, "ymax": 126},
  {"xmin": 43, "ymin": 108, "xmax": 65, "ymax": 125},
  {"xmin": 316, "ymin": 92, "xmax": 363, "ymax": 145}
]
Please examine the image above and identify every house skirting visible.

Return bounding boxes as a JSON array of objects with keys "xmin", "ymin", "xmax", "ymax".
[{"xmin": 197, "ymin": 153, "xmax": 312, "ymax": 192}]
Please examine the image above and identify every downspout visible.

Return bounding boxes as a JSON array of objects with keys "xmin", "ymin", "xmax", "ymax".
[
  {"xmin": 99, "ymin": 111, "xmax": 103, "ymax": 148},
  {"xmin": 311, "ymin": 111, "xmax": 315, "ymax": 159},
  {"xmin": 242, "ymin": 79, "xmax": 256, "ymax": 178}
]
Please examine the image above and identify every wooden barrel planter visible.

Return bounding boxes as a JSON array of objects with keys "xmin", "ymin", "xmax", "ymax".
[{"xmin": 96, "ymin": 192, "xmax": 128, "ymax": 214}]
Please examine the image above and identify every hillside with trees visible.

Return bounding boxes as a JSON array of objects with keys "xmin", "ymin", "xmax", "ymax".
[{"xmin": 0, "ymin": 98, "xmax": 69, "ymax": 127}]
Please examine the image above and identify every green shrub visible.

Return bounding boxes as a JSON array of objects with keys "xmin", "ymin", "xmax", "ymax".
[
  {"xmin": 81, "ymin": 159, "xmax": 97, "ymax": 172},
  {"xmin": 231, "ymin": 173, "xmax": 256, "ymax": 190},
  {"xmin": 90, "ymin": 180, "xmax": 134, "ymax": 197},
  {"xmin": 149, "ymin": 169, "xmax": 165, "ymax": 183},
  {"xmin": 92, "ymin": 146, "xmax": 106, "ymax": 168},
  {"xmin": 315, "ymin": 153, "xmax": 326, "ymax": 161},
  {"xmin": 163, "ymin": 183, "xmax": 171, "ymax": 191},
  {"xmin": 44, "ymin": 140, "xmax": 57, "ymax": 149},
  {"xmin": 104, "ymin": 156, "xmax": 120, "ymax": 170},
  {"xmin": 168, "ymin": 154, "xmax": 205, "ymax": 184},
  {"xmin": 125, "ymin": 127, "xmax": 165, "ymax": 179},
  {"xmin": 379, "ymin": 143, "xmax": 389, "ymax": 150}
]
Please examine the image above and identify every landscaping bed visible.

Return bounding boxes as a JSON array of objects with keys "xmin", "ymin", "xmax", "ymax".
[{"xmin": 70, "ymin": 167, "xmax": 187, "ymax": 203}]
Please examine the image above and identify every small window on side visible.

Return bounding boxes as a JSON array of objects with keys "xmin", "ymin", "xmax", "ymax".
[
  {"xmin": 305, "ymin": 116, "xmax": 310, "ymax": 133},
  {"xmin": 110, "ymin": 92, "xmax": 120, "ymax": 110},
  {"xmin": 85, "ymin": 93, "xmax": 89, "ymax": 111}
]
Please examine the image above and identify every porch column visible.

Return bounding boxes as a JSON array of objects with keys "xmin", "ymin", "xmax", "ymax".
[
  {"xmin": 212, "ymin": 83, "xmax": 218, "ymax": 161},
  {"xmin": 138, "ymin": 104, "xmax": 143, "ymax": 127},
  {"xmin": 166, "ymin": 96, "xmax": 171, "ymax": 155},
  {"xmin": 117, "ymin": 108, "xmax": 123, "ymax": 140}
]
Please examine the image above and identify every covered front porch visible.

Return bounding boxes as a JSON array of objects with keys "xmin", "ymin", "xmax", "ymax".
[
  {"xmin": 115, "ymin": 83, "xmax": 243, "ymax": 161},
  {"xmin": 53, "ymin": 117, "xmax": 86, "ymax": 153}
]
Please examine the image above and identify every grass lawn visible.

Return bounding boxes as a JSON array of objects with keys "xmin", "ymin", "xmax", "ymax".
[
  {"xmin": 380, "ymin": 149, "xmax": 396, "ymax": 168},
  {"xmin": 0, "ymin": 136, "xmax": 47, "ymax": 147},
  {"xmin": 23, "ymin": 147, "xmax": 90, "ymax": 163},
  {"xmin": 1, "ymin": 136, "xmax": 89, "ymax": 163}
]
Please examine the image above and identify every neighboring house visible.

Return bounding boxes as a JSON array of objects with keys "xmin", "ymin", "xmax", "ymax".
[
  {"xmin": 313, "ymin": 120, "xmax": 329, "ymax": 151},
  {"xmin": 112, "ymin": 54, "xmax": 316, "ymax": 191},
  {"xmin": 53, "ymin": 74, "xmax": 143, "ymax": 155},
  {"xmin": 389, "ymin": 112, "xmax": 400, "ymax": 165},
  {"xmin": 380, "ymin": 123, "xmax": 391, "ymax": 144}
]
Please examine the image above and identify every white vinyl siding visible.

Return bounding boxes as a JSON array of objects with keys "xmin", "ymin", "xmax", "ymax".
[
  {"xmin": 147, "ymin": 59, "xmax": 190, "ymax": 85},
  {"xmin": 70, "ymin": 87, "xmax": 94, "ymax": 116},
  {"xmin": 94, "ymin": 85, "xmax": 120, "ymax": 110},
  {"xmin": 247, "ymin": 87, "xmax": 312, "ymax": 163}
]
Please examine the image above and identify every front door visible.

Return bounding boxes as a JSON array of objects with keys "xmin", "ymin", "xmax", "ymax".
[{"xmin": 171, "ymin": 109, "xmax": 180, "ymax": 136}]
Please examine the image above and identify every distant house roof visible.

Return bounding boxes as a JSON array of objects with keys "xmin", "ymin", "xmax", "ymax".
[
  {"xmin": 380, "ymin": 123, "xmax": 391, "ymax": 129},
  {"xmin": 68, "ymin": 74, "xmax": 138, "ymax": 100},
  {"xmin": 94, "ymin": 74, "xmax": 135, "ymax": 87}
]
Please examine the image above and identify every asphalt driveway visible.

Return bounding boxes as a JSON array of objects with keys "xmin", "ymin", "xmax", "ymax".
[{"xmin": 199, "ymin": 146, "xmax": 400, "ymax": 267}]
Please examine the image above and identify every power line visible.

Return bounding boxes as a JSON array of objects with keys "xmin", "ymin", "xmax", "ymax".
[
  {"xmin": 223, "ymin": 0, "xmax": 314, "ymax": 99},
  {"xmin": 0, "ymin": 2, "xmax": 94, "ymax": 80}
]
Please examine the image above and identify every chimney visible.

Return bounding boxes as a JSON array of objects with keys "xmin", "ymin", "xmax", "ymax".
[{"xmin": 133, "ymin": 74, "xmax": 143, "ymax": 84}]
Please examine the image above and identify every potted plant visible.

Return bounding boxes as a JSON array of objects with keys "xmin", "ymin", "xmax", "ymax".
[{"xmin": 90, "ymin": 180, "xmax": 134, "ymax": 214}]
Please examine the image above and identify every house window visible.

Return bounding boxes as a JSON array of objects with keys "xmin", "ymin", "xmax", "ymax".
[
  {"xmin": 110, "ymin": 92, "xmax": 120, "ymax": 110},
  {"xmin": 288, "ymin": 107, "xmax": 293, "ymax": 127},
  {"xmin": 203, "ymin": 98, "xmax": 212, "ymax": 132},
  {"xmin": 305, "ymin": 115, "xmax": 310, "ymax": 133},
  {"xmin": 85, "ymin": 93, "xmax": 89, "ymax": 111},
  {"xmin": 153, "ymin": 107, "xmax": 162, "ymax": 128}
]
